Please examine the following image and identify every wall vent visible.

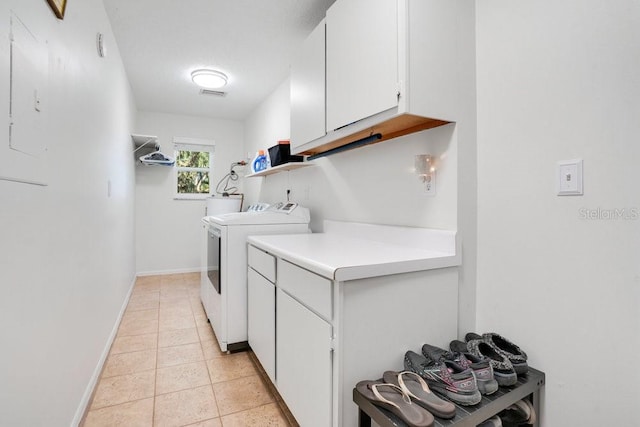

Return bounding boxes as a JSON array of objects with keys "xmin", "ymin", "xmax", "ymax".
[{"xmin": 199, "ymin": 89, "xmax": 227, "ymax": 97}]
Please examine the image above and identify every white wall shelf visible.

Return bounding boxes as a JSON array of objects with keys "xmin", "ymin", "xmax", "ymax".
[
  {"xmin": 132, "ymin": 133, "xmax": 160, "ymax": 157},
  {"xmin": 245, "ymin": 162, "xmax": 311, "ymax": 178},
  {"xmin": 131, "ymin": 133, "xmax": 158, "ymax": 144}
]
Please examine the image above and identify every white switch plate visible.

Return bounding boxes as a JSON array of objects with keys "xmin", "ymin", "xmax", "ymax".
[{"xmin": 557, "ymin": 159, "xmax": 583, "ymax": 196}]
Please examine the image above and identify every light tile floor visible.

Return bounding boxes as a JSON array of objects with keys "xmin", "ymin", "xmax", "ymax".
[{"xmin": 82, "ymin": 273, "xmax": 297, "ymax": 427}]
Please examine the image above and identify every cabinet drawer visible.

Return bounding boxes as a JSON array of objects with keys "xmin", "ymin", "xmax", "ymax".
[
  {"xmin": 248, "ymin": 245, "xmax": 276, "ymax": 282},
  {"xmin": 278, "ymin": 259, "xmax": 332, "ymax": 321}
]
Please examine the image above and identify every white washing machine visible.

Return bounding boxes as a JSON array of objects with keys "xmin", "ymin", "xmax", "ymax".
[{"xmin": 200, "ymin": 203, "xmax": 310, "ymax": 352}]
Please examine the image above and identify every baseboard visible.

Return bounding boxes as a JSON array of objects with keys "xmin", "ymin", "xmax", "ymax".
[
  {"xmin": 71, "ymin": 274, "xmax": 137, "ymax": 426},
  {"xmin": 136, "ymin": 266, "xmax": 201, "ymax": 276}
]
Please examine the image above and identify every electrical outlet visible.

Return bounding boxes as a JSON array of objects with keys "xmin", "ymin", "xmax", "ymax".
[{"xmin": 423, "ymin": 172, "xmax": 436, "ymax": 196}]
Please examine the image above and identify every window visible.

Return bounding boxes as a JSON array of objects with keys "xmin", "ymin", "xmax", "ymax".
[{"xmin": 173, "ymin": 138, "xmax": 215, "ymax": 199}]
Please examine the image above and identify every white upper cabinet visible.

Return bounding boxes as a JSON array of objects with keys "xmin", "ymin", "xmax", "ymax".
[
  {"xmin": 290, "ymin": 19, "xmax": 326, "ymax": 151},
  {"xmin": 291, "ymin": 0, "xmax": 469, "ymax": 158},
  {"xmin": 326, "ymin": 0, "xmax": 399, "ymax": 132}
]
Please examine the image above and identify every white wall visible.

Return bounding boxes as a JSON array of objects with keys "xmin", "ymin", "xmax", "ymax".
[
  {"xmin": 0, "ymin": 0, "xmax": 137, "ymax": 425},
  {"xmin": 476, "ymin": 1, "xmax": 640, "ymax": 425},
  {"xmin": 451, "ymin": 1, "xmax": 478, "ymax": 336},
  {"xmin": 243, "ymin": 79, "xmax": 459, "ymax": 232},
  {"xmin": 135, "ymin": 111, "xmax": 244, "ymax": 274}
]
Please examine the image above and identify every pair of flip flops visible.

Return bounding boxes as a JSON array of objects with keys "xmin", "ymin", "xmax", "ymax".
[{"xmin": 356, "ymin": 371, "xmax": 456, "ymax": 427}]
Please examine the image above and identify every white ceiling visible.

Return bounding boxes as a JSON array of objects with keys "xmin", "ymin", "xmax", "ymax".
[{"xmin": 103, "ymin": 0, "xmax": 335, "ymax": 120}]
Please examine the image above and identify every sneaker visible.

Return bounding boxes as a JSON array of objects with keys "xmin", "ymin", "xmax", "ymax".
[
  {"xmin": 455, "ymin": 352, "xmax": 499, "ymax": 395},
  {"xmin": 421, "ymin": 343, "xmax": 498, "ymax": 395},
  {"xmin": 466, "ymin": 332, "xmax": 529, "ymax": 375},
  {"xmin": 450, "ymin": 339, "xmax": 517, "ymax": 387},
  {"xmin": 499, "ymin": 399, "xmax": 531, "ymax": 426},
  {"xmin": 521, "ymin": 398, "xmax": 537, "ymax": 424},
  {"xmin": 404, "ymin": 350, "xmax": 481, "ymax": 406},
  {"xmin": 478, "ymin": 415, "xmax": 503, "ymax": 427}
]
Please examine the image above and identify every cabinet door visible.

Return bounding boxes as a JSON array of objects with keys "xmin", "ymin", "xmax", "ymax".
[
  {"xmin": 291, "ymin": 19, "xmax": 326, "ymax": 151},
  {"xmin": 247, "ymin": 268, "xmax": 276, "ymax": 383},
  {"xmin": 276, "ymin": 289, "xmax": 332, "ymax": 427},
  {"xmin": 326, "ymin": 0, "xmax": 399, "ymax": 131}
]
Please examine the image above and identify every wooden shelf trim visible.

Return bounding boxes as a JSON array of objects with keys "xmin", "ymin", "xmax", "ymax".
[{"xmin": 298, "ymin": 114, "xmax": 451, "ymax": 157}]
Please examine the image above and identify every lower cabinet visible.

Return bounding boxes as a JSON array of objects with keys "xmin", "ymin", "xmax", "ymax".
[
  {"xmin": 247, "ymin": 243, "xmax": 458, "ymax": 426},
  {"xmin": 247, "ymin": 268, "xmax": 276, "ymax": 383},
  {"xmin": 276, "ymin": 288, "xmax": 333, "ymax": 427}
]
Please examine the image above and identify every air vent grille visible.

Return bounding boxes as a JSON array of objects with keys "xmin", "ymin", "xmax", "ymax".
[{"xmin": 199, "ymin": 89, "xmax": 227, "ymax": 97}]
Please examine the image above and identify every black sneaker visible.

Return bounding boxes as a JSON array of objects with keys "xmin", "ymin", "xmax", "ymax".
[
  {"xmin": 466, "ymin": 332, "xmax": 529, "ymax": 375},
  {"xmin": 478, "ymin": 415, "xmax": 503, "ymax": 427},
  {"xmin": 499, "ymin": 399, "xmax": 531, "ymax": 426},
  {"xmin": 450, "ymin": 339, "xmax": 517, "ymax": 387},
  {"xmin": 404, "ymin": 350, "xmax": 481, "ymax": 406},
  {"xmin": 422, "ymin": 343, "xmax": 498, "ymax": 395}
]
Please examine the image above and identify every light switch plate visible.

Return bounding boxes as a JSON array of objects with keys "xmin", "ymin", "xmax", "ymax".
[{"xmin": 557, "ymin": 159, "xmax": 583, "ymax": 196}]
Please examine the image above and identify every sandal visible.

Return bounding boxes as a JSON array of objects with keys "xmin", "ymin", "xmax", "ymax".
[
  {"xmin": 383, "ymin": 371, "xmax": 456, "ymax": 419},
  {"xmin": 356, "ymin": 380, "xmax": 434, "ymax": 427}
]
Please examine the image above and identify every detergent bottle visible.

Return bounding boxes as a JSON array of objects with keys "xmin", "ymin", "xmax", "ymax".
[{"xmin": 252, "ymin": 150, "xmax": 267, "ymax": 173}]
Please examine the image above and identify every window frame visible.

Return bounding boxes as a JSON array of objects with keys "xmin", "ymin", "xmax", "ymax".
[{"xmin": 173, "ymin": 137, "xmax": 215, "ymax": 200}]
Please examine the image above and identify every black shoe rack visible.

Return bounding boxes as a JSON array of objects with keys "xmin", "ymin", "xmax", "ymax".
[{"xmin": 353, "ymin": 367, "xmax": 545, "ymax": 427}]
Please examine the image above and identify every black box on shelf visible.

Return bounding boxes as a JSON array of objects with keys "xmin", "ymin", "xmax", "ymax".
[{"xmin": 268, "ymin": 141, "xmax": 304, "ymax": 167}]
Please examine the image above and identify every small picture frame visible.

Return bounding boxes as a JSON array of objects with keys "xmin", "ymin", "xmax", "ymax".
[{"xmin": 46, "ymin": 0, "xmax": 67, "ymax": 20}]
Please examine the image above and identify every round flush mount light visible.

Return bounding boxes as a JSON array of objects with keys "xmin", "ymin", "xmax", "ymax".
[{"xmin": 191, "ymin": 69, "xmax": 228, "ymax": 89}]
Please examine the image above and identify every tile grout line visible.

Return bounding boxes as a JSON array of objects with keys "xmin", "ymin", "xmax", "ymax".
[
  {"xmin": 207, "ymin": 372, "xmax": 265, "ymax": 388},
  {"xmin": 183, "ymin": 279, "xmax": 220, "ymax": 426},
  {"xmin": 100, "ymin": 366, "xmax": 157, "ymax": 380},
  {"xmin": 85, "ymin": 278, "xmax": 160, "ymax": 423},
  {"xmin": 152, "ymin": 279, "xmax": 160, "ymax": 427},
  {"xmin": 88, "ymin": 395, "xmax": 154, "ymax": 412},
  {"xmin": 218, "ymin": 401, "xmax": 282, "ymax": 418},
  {"xmin": 191, "ymin": 283, "xmax": 225, "ymax": 423},
  {"xmin": 156, "ymin": 279, "xmax": 217, "ymax": 426},
  {"xmin": 248, "ymin": 352, "xmax": 297, "ymax": 426},
  {"xmin": 186, "ymin": 292, "xmax": 224, "ymax": 424}
]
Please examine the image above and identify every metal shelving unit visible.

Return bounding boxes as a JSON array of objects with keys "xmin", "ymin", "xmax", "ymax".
[{"xmin": 353, "ymin": 367, "xmax": 545, "ymax": 427}]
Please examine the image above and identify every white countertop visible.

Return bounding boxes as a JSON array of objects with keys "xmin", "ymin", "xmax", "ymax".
[{"xmin": 247, "ymin": 221, "xmax": 461, "ymax": 281}]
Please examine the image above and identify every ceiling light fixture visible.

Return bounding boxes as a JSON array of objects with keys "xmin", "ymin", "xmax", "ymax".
[{"xmin": 191, "ymin": 69, "xmax": 228, "ymax": 89}]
